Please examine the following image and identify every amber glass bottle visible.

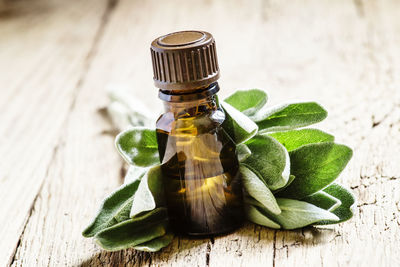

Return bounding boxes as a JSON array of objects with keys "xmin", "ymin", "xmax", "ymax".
[{"xmin": 151, "ymin": 31, "xmax": 244, "ymax": 236}]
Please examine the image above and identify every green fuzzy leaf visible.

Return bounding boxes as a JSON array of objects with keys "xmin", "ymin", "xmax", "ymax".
[
  {"xmin": 245, "ymin": 204, "xmax": 281, "ymax": 229},
  {"xmin": 123, "ymin": 165, "xmax": 149, "ymax": 184},
  {"xmin": 272, "ymin": 174, "xmax": 295, "ymax": 194},
  {"xmin": 116, "ymin": 127, "xmax": 159, "ymax": 167},
  {"xmin": 106, "ymin": 85, "xmax": 154, "ymax": 130},
  {"xmin": 242, "ymin": 135, "xmax": 290, "ymax": 191},
  {"xmin": 130, "ymin": 165, "xmax": 164, "ymax": 217},
  {"xmin": 315, "ymin": 183, "xmax": 356, "ymax": 225},
  {"xmin": 96, "ymin": 88, "xmax": 356, "ymax": 246},
  {"xmin": 95, "ymin": 208, "xmax": 168, "ymax": 251},
  {"xmin": 302, "ymin": 191, "xmax": 341, "ymax": 212},
  {"xmin": 250, "ymin": 102, "xmax": 327, "ymax": 132},
  {"xmin": 236, "ymin": 143, "xmax": 251, "ymax": 162},
  {"xmin": 133, "ymin": 232, "xmax": 174, "ymax": 252},
  {"xmin": 269, "ymin": 198, "xmax": 339, "ymax": 229},
  {"xmin": 224, "ymin": 89, "xmax": 268, "ymax": 116},
  {"xmin": 82, "ymin": 178, "xmax": 142, "ymax": 237},
  {"xmin": 240, "ymin": 165, "xmax": 281, "ymax": 214},
  {"xmin": 268, "ymin": 128, "xmax": 334, "ymax": 151},
  {"xmin": 277, "ymin": 142, "xmax": 353, "ymax": 199},
  {"xmin": 221, "ymin": 101, "xmax": 258, "ymax": 144},
  {"xmin": 107, "ymin": 102, "xmax": 137, "ymax": 130}
]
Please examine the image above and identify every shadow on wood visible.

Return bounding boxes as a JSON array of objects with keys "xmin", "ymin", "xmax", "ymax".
[
  {"xmin": 77, "ymin": 223, "xmax": 340, "ymax": 266},
  {"xmin": 76, "ymin": 235, "xmax": 209, "ymax": 267}
]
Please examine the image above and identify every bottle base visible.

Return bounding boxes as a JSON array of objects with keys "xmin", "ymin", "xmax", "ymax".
[{"xmin": 171, "ymin": 220, "xmax": 244, "ymax": 238}]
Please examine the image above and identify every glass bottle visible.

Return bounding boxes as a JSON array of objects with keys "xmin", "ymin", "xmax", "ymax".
[{"xmin": 150, "ymin": 31, "xmax": 244, "ymax": 236}]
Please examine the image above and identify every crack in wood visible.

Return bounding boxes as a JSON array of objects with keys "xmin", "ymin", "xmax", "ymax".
[
  {"xmin": 353, "ymin": 0, "xmax": 364, "ymax": 18},
  {"xmin": 8, "ymin": 145, "xmax": 60, "ymax": 266},
  {"xmin": 69, "ymin": 0, "xmax": 119, "ymax": 113},
  {"xmin": 371, "ymin": 104, "xmax": 397, "ymax": 128},
  {"xmin": 272, "ymin": 231, "xmax": 277, "ymax": 267},
  {"xmin": 357, "ymin": 199, "xmax": 378, "ymax": 207},
  {"xmin": 205, "ymin": 242, "xmax": 211, "ymax": 267},
  {"xmin": 6, "ymin": 0, "xmax": 119, "ymax": 266},
  {"xmin": 276, "ymin": 241, "xmax": 302, "ymax": 252}
]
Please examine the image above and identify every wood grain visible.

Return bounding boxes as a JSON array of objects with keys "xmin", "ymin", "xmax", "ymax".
[
  {"xmin": 0, "ymin": 0, "xmax": 110, "ymax": 266},
  {"xmin": 2, "ymin": 0, "xmax": 400, "ymax": 266}
]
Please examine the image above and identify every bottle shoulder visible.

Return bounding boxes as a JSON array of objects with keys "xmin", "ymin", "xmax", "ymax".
[{"xmin": 156, "ymin": 107, "xmax": 225, "ymax": 134}]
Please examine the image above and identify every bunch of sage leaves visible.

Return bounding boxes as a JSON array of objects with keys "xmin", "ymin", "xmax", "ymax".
[{"xmin": 82, "ymin": 88, "xmax": 355, "ymax": 252}]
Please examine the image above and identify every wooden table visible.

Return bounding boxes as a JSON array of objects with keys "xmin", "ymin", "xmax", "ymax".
[{"xmin": 1, "ymin": 0, "xmax": 399, "ymax": 266}]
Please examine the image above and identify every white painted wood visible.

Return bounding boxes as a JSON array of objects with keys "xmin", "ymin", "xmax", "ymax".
[
  {"xmin": 3, "ymin": 0, "xmax": 400, "ymax": 266},
  {"xmin": 0, "ymin": 0, "xmax": 109, "ymax": 266}
]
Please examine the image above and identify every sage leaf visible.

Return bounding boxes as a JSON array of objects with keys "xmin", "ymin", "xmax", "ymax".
[
  {"xmin": 240, "ymin": 165, "xmax": 281, "ymax": 214},
  {"xmin": 272, "ymin": 174, "xmax": 295, "ymax": 194},
  {"xmin": 130, "ymin": 165, "xmax": 164, "ymax": 217},
  {"xmin": 224, "ymin": 89, "xmax": 268, "ymax": 116},
  {"xmin": 302, "ymin": 191, "xmax": 342, "ymax": 212},
  {"xmin": 245, "ymin": 204, "xmax": 281, "ymax": 229},
  {"xmin": 269, "ymin": 198, "xmax": 339, "ymax": 229},
  {"xmin": 236, "ymin": 143, "xmax": 251, "ymax": 162},
  {"xmin": 124, "ymin": 165, "xmax": 149, "ymax": 184},
  {"xmin": 82, "ymin": 179, "xmax": 141, "ymax": 237},
  {"xmin": 221, "ymin": 101, "xmax": 258, "ymax": 144},
  {"xmin": 95, "ymin": 208, "xmax": 168, "ymax": 251},
  {"xmin": 268, "ymin": 129, "xmax": 334, "ymax": 151},
  {"xmin": 116, "ymin": 127, "xmax": 159, "ymax": 166},
  {"xmin": 242, "ymin": 135, "xmax": 290, "ymax": 191},
  {"xmin": 133, "ymin": 232, "xmax": 174, "ymax": 252},
  {"xmin": 315, "ymin": 183, "xmax": 356, "ymax": 225},
  {"xmin": 107, "ymin": 84, "xmax": 154, "ymax": 129},
  {"xmin": 107, "ymin": 102, "xmax": 137, "ymax": 131},
  {"xmin": 250, "ymin": 102, "xmax": 327, "ymax": 132},
  {"xmin": 277, "ymin": 142, "xmax": 352, "ymax": 199}
]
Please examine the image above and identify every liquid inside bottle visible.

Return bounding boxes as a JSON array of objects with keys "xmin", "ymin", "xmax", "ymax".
[
  {"xmin": 156, "ymin": 89, "xmax": 244, "ymax": 235},
  {"xmin": 150, "ymin": 30, "xmax": 245, "ymax": 236}
]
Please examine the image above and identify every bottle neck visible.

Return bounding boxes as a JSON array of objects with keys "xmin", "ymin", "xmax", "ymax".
[
  {"xmin": 159, "ymin": 83, "xmax": 220, "ymax": 117},
  {"xmin": 158, "ymin": 82, "xmax": 219, "ymax": 102}
]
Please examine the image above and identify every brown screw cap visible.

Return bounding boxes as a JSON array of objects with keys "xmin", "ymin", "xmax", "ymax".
[{"xmin": 150, "ymin": 30, "xmax": 220, "ymax": 91}]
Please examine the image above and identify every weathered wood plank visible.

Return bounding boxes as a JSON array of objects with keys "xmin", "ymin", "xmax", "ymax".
[
  {"xmin": 0, "ymin": 0, "xmax": 109, "ymax": 266},
  {"xmin": 7, "ymin": 0, "xmax": 400, "ymax": 266},
  {"xmin": 253, "ymin": 0, "xmax": 400, "ymax": 266}
]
